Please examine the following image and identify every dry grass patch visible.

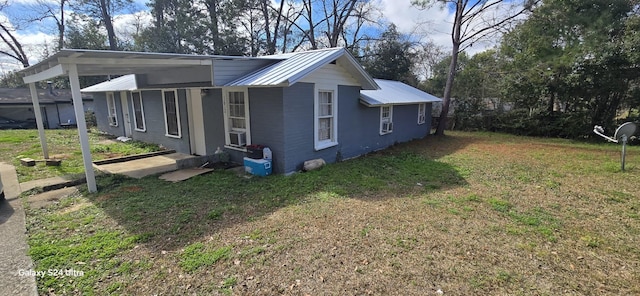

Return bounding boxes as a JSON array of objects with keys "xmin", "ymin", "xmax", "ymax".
[{"xmin": 23, "ymin": 131, "xmax": 640, "ymax": 295}]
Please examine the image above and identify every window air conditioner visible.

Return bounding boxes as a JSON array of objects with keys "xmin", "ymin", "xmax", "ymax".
[
  {"xmin": 382, "ymin": 122, "xmax": 393, "ymax": 133},
  {"xmin": 229, "ymin": 131, "xmax": 246, "ymax": 146}
]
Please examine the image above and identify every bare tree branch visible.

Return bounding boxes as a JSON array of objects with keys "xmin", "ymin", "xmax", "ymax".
[{"xmin": 0, "ymin": 21, "xmax": 29, "ymax": 67}]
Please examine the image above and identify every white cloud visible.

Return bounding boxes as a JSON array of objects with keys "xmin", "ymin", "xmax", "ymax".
[
  {"xmin": 377, "ymin": 0, "xmax": 523, "ymax": 56},
  {"xmin": 113, "ymin": 11, "xmax": 153, "ymax": 43},
  {"xmin": 0, "ymin": 13, "xmax": 56, "ymax": 72}
]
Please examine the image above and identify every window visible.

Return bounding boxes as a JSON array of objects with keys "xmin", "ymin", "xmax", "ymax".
[
  {"xmin": 106, "ymin": 92, "xmax": 118, "ymax": 126},
  {"xmin": 380, "ymin": 105, "xmax": 393, "ymax": 135},
  {"xmin": 224, "ymin": 89, "xmax": 251, "ymax": 148},
  {"xmin": 315, "ymin": 90, "xmax": 337, "ymax": 150},
  {"xmin": 132, "ymin": 91, "xmax": 146, "ymax": 131},
  {"xmin": 417, "ymin": 103, "xmax": 426, "ymax": 125},
  {"xmin": 162, "ymin": 90, "xmax": 181, "ymax": 138}
]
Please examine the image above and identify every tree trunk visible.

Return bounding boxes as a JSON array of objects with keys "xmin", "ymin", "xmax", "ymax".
[
  {"xmin": 434, "ymin": 0, "xmax": 463, "ymax": 136},
  {"xmin": 261, "ymin": 0, "xmax": 273, "ymax": 54},
  {"xmin": 435, "ymin": 42, "xmax": 460, "ymax": 135},
  {"xmin": 304, "ymin": 0, "xmax": 317, "ymax": 49},
  {"xmin": 99, "ymin": 0, "xmax": 117, "ymax": 50},
  {"xmin": 57, "ymin": 0, "xmax": 65, "ymax": 50},
  {"xmin": 206, "ymin": 0, "xmax": 220, "ymax": 54},
  {"xmin": 548, "ymin": 91, "xmax": 555, "ymax": 112}
]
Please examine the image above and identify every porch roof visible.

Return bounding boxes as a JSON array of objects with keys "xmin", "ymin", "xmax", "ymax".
[
  {"xmin": 81, "ymin": 74, "xmax": 138, "ymax": 92},
  {"xmin": 360, "ymin": 79, "xmax": 442, "ymax": 106}
]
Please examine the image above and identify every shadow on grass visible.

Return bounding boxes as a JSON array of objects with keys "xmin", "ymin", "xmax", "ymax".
[
  {"xmin": 83, "ymin": 139, "xmax": 469, "ymax": 252},
  {"xmin": 404, "ymin": 132, "xmax": 477, "ymax": 160}
]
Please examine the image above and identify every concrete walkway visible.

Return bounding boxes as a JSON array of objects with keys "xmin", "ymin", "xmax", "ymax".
[
  {"xmin": 94, "ymin": 152, "xmax": 196, "ymax": 178},
  {"xmin": 0, "ymin": 163, "xmax": 38, "ymax": 296}
]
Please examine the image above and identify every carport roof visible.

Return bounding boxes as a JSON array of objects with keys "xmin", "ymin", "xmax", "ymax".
[{"xmin": 20, "ymin": 49, "xmax": 260, "ymax": 83}]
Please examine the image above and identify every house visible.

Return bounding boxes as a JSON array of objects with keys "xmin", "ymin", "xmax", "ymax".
[
  {"xmin": 0, "ymin": 84, "xmax": 94, "ymax": 128},
  {"xmin": 78, "ymin": 47, "xmax": 441, "ymax": 174}
]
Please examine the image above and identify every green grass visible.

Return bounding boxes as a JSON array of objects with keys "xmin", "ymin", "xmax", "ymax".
[
  {"xmin": 0, "ymin": 128, "xmax": 161, "ymax": 182},
  {"xmin": 21, "ymin": 131, "xmax": 640, "ymax": 295},
  {"xmin": 179, "ymin": 242, "xmax": 232, "ymax": 272}
]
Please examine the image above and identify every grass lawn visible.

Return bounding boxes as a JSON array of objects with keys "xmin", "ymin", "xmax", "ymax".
[
  {"xmin": 0, "ymin": 129, "xmax": 161, "ymax": 182},
  {"xmin": 22, "ymin": 131, "xmax": 640, "ymax": 295}
]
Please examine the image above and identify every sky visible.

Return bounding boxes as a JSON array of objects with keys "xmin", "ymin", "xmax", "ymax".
[{"xmin": 0, "ymin": 0, "xmax": 514, "ymax": 73}]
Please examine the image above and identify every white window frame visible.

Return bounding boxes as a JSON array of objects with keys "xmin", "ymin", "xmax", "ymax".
[
  {"xmin": 380, "ymin": 105, "xmax": 393, "ymax": 135},
  {"xmin": 223, "ymin": 88, "xmax": 251, "ymax": 150},
  {"xmin": 314, "ymin": 88, "xmax": 338, "ymax": 150},
  {"xmin": 162, "ymin": 89, "xmax": 182, "ymax": 138},
  {"xmin": 131, "ymin": 91, "xmax": 146, "ymax": 132},
  {"xmin": 417, "ymin": 103, "xmax": 426, "ymax": 125},
  {"xmin": 106, "ymin": 92, "xmax": 118, "ymax": 127}
]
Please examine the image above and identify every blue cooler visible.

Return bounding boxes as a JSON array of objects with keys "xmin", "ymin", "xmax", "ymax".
[{"xmin": 244, "ymin": 157, "xmax": 272, "ymax": 176}]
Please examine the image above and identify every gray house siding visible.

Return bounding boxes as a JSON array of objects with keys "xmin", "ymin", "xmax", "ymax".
[
  {"xmin": 91, "ymin": 84, "xmax": 433, "ymax": 175},
  {"xmin": 94, "ymin": 93, "xmax": 126, "ymax": 136},
  {"xmin": 201, "ymin": 89, "xmax": 226, "ymax": 155},
  {"xmin": 338, "ymin": 86, "xmax": 432, "ymax": 160},
  {"xmin": 248, "ymin": 87, "xmax": 285, "ymax": 173},
  {"xmin": 282, "ymin": 83, "xmax": 316, "ymax": 173},
  {"xmin": 274, "ymin": 84, "xmax": 432, "ymax": 174},
  {"xmin": 129, "ymin": 90, "xmax": 191, "ymax": 153}
]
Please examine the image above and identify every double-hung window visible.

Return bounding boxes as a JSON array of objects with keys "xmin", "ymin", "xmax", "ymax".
[
  {"xmin": 315, "ymin": 90, "xmax": 337, "ymax": 150},
  {"xmin": 162, "ymin": 90, "xmax": 181, "ymax": 138},
  {"xmin": 106, "ymin": 92, "xmax": 118, "ymax": 127},
  {"xmin": 132, "ymin": 91, "xmax": 146, "ymax": 131},
  {"xmin": 224, "ymin": 89, "xmax": 250, "ymax": 148},
  {"xmin": 417, "ymin": 103, "xmax": 426, "ymax": 124},
  {"xmin": 380, "ymin": 105, "xmax": 393, "ymax": 135}
]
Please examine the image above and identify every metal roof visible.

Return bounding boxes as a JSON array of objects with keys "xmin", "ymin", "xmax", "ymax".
[
  {"xmin": 20, "ymin": 49, "xmax": 260, "ymax": 82},
  {"xmin": 81, "ymin": 74, "xmax": 138, "ymax": 92},
  {"xmin": 360, "ymin": 79, "xmax": 442, "ymax": 106},
  {"xmin": 225, "ymin": 48, "xmax": 378, "ymax": 89}
]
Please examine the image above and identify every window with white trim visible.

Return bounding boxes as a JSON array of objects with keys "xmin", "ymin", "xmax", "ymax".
[
  {"xmin": 162, "ymin": 90, "xmax": 181, "ymax": 138},
  {"xmin": 132, "ymin": 91, "xmax": 146, "ymax": 131},
  {"xmin": 224, "ymin": 89, "xmax": 250, "ymax": 148},
  {"xmin": 380, "ymin": 105, "xmax": 393, "ymax": 134},
  {"xmin": 106, "ymin": 92, "xmax": 118, "ymax": 126},
  {"xmin": 315, "ymin": 90, "xmax": 337, "ymax": 149},
  {"xmin": 417, "ymin": 103, "xmax": 426, "ymax": 124}
]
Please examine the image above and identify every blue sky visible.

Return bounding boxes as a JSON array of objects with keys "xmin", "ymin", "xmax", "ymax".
[{"xmin": 0, "ymin": 0, "xmax": 516, "ymax": 72}]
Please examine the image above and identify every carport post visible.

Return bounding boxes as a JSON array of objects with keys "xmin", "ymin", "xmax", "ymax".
[
  {"xmin": 28, "ymin": 83, "xmax": 49, "ymax": 159},
  {"xmin": 68, "ymin": 64, "xmax": 97, "ymax": 193}
]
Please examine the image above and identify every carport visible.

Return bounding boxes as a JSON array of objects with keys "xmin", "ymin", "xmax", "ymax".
[{"xmin": 19, "ymin": 49, "xmax": 224, "ymax": 192}]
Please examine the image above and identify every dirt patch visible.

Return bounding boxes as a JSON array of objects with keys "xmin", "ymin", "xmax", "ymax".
[
  {"xmin": 49, "ymin": 154, "xmax": 73, "ymax": 160},
  {"xmin": 95, "ymin": 193, "xmax": 117, "ymax": 202},
  {"xmin": 123, "ymin": 186, "xmax": 144, "ymax": 192},
  {"xmin": 59, "ymin": 202, "xmax": 90, "ymax": 215},
  {"xmin": 27, "ymin": 187, "xmax": 79, "ymax": 209},
  {"xmin": 97, "ymin": 139, "xmax": 119, "ymax": 145}
]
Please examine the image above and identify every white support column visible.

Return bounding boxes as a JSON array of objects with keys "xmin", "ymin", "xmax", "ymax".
[
  {"xmin": 28, "ymin": 83, "xmax": 49, "ymax": 159},
  {"xmin": 68, "ymin": 64, "xmax": 97, "ymax": 192}
]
